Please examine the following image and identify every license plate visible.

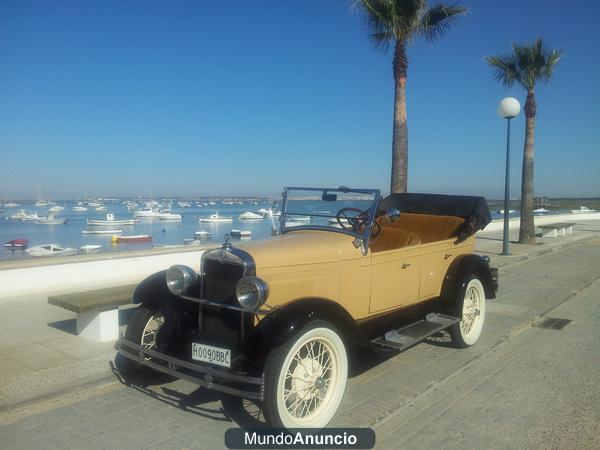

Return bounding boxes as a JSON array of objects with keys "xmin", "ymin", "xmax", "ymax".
[{"xmin": 191, "ymin": 343, "xmax": 231, "ymax": 368}]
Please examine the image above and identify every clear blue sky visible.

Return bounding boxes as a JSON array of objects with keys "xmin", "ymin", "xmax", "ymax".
[{"xmin": 1, "ymin": 0, "xmax": 599, "ymax": 199}]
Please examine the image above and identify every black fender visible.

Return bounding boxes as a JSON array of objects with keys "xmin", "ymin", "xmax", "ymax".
[
  {"xmin": 131, "ymin": 270, "xmax": 198, "ymax": 343},
  {"xmin": 440, "ymin": 254, "xmax": 497, "ymax": 317},
  {"xmin": 250, "ymin": 298, "xmax": 371, "ymax": 352}
]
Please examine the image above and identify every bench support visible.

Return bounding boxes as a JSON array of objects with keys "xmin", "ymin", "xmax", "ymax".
[{"xmin": 76, "ymin": 308, "xmax": 119, "ymax": 342}]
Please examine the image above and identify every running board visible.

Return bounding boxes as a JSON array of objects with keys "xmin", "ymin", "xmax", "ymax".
[{"xmin": 371, "ymin": 313, "xmax": 460, "ymax": 351}]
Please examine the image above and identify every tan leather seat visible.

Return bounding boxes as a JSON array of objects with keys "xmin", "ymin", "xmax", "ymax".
[
  {"xmin": 370, "ymin": 228, "xmax": 421, "ymax": 253},
  {"xmin": 377, "ymin": 213, "xmax": 465, "ymax": 244}
]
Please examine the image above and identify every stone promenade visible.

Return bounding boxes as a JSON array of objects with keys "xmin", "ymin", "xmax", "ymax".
[{"xmin": 0, "ymin": 227, "xmax": 599, "ymax": 449}]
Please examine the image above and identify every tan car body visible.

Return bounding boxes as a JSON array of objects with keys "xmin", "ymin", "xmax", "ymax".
[{"xmin": 235, "ymin": 221, "xmax": 474, "ymax": 322}]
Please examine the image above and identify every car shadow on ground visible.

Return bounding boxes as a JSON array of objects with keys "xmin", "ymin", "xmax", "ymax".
[
  {"xmin": 109, "ymin": 346, "xmax": 409, "ymax": 429},
  {"xmin": 110, "ymin": 354, "xmax": 268, "ymax": 428}
]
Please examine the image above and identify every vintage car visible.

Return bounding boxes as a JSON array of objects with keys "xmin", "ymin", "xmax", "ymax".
[{"xmin": 117, "ymin": 186, "xmax": 497, "ymax": 429}]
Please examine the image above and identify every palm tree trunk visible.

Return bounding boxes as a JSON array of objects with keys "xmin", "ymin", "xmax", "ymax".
[
  {"xmin": 519, "ymin": 91, "xmax": 536, "ymax": 244},
  {"xmin": 391, "ymin": 41, "xmax": 408, "ymax": 194}
]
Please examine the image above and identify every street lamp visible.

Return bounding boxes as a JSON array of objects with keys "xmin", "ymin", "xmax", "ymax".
[{"xmin": 497, "ymin": 97, "xmax": 521, "ymax": 256}]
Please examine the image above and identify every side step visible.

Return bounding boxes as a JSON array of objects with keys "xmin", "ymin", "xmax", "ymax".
[{"xmin": 371, "ymin": 313, "xmax": 460, "ymax": 351}]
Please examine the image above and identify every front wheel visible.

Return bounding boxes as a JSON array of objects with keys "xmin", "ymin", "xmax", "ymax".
[
  {"xmin": 262, "ymin": 321, "xmax": 348, "ymax": 429},
  {"xmin": 449, "ymin": 277, "xmax": 486, "ymax": 347},
  {"xmin": 123, "ymin": 304, "xmax": 165, "ymax": 371}
]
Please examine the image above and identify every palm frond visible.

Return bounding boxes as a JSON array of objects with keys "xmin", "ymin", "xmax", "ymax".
[
  {"xmin": 488, "ymin": 38, "xmax": 563, "ymax": 91},
  {"xmin": 421, "ymin": 3, "xmax": 468, "ymax": 42},
  {"xmin": 485, "ymin": 55, "xmax": 525, "ymax": 89},
  {"xmin": 354, "ymin": 0, "xmax": 467, "ymax": 49},
  {"xmin": 355, "ymin": 0, "xmax": 395, "ymax": 50}
]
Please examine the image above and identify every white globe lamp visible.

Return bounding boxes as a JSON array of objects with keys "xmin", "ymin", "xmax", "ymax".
[{"xmin": 497, "ymin": 97, "xmax": 521, "ymax": 119}]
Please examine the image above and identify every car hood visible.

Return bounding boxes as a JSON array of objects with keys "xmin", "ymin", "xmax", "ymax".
[{"xmin": 233, "ymin": 230, "xmax": 356, "ymax": 271}]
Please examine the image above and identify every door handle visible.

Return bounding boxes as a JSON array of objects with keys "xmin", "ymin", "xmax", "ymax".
[{"xmin": 401, "ymin": 263, "xmax": 411, "ymax": 269}]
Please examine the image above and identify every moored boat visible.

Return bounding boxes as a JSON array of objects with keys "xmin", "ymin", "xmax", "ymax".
[
  {"xmin": 72, "ymin": 206, "xmax": 88, "ymax": 212},
  {"xmin": 35, "ymin": 214, "xmax": 67, "ymax": 225},
  {"xmin": 10, "ymin": 209, "xmax": 40, "ymax": 221},
  {"xmin": 198, "ymin": 211, "xmax": 233, "ymax": 223},
  {"xmin": 230, "ymin": 229, "xmax": 251, "ymax": 238},
  {"xmin": 87, "ymin": 213, "xmax": 138, "ymax": 226},
  {"xmin": 570, "ymin": 206, "xmax": 597, "ymax": 214},
  {"xmin": 82, "ymin": 228, "xmax": 122, "ymax": 235},
  {"xmin": 239, "ymin": 211, "xmax": 263, "ymax": 220},
  {"xmin": 4, "ymin": 239, "xmax": 29, "ymax": 250},
  {"xmin": 158, "ymin": 212, "xmax": 183, "ymax": 221},
  {"xmin": 133, "ymin": 208, "xmax": 162, "ymax": 218},
  {"xmin": 48, "ymin": 205, "xmax": 64, "ymax": 213},
  {"xmin": 111, "ymin": 234, "xmax": 152, "ymax": 243},
  {"xmin": 26, "ymin": 244, "xmax": 78, "ymax": 257}
]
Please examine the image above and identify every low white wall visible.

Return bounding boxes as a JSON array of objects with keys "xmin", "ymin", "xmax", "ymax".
[
  {"xmin": 479, "ymin": 213, "xmax": 600, "ymax": 234},
  {"xmin": 0, "ymin": 250, "xmax": 205, "ymax": 301}
]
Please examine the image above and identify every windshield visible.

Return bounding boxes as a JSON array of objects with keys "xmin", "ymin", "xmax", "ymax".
[{"xmin": 279, "ymin": 187, "xmax": 381, "ymax": 240}]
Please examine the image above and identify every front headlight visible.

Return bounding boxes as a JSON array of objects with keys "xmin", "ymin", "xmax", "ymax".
[
  {"xmin": 236, "ymin": 276, "xmax": 269, "ymax": 312},
  {"xmin": 166, "ymin": 265, "xmax": 197, "ymax": 295}
]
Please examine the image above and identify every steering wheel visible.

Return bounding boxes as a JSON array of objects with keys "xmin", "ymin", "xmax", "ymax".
[{"xmin": 335, "ymin": 207, "xmax": 381, "ymax": 237}]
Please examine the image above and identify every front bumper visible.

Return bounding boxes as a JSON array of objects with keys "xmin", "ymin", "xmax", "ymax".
[{"xmin": 116, "ymin": 339, "xmax": 265, "ymax": 400}]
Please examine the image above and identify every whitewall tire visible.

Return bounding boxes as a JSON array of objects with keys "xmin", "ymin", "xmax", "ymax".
[
  {"xmin": 263, "ymin": 321, "xmax": 348, "ymax": 429},
  {"xmin": 449, "ymin": 277, "xmax": 486, "ymax": 347}
]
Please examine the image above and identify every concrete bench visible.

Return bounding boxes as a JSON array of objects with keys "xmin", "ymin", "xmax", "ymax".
[
  {"xmin": 48, "ymin": 284, "xmax": 136, "ymax": 342},
  {"xmin": 538, "ymin": 222, "xmax": 575, "ymax": 238}
]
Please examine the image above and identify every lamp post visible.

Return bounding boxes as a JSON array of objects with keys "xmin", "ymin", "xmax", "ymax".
[{"xmin": 497, "ymin": 97, "xmax": 521, "ymax": 256}]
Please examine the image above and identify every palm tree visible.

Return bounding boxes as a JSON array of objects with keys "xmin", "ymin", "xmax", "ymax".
[
  {"xmin": 355, "ymin": 0, "xmax": 467, "ymax": 193},
  {"xmin": 486, "ymin": 38, "xmax": 563, "ymax": 244}
]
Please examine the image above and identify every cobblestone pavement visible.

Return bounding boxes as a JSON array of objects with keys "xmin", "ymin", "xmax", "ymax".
[{"xmin": 1, "ymin": 238, "xmax": 599, "ymax": 449}]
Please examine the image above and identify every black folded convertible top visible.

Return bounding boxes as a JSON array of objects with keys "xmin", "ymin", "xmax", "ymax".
[{"xmin": 380, "ymin": 193, "xmax": 492, "ymax": 243}]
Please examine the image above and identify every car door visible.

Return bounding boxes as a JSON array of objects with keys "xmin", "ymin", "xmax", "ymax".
[{"xmin": 369, "ymin": 245, "xmax": 421, "ymax": 314}]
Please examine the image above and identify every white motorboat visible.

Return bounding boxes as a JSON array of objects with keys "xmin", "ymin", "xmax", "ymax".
[
  {"xmin": 10, "ymin": 209, "xmax": 40, "ymax": 221},
  {"xmin": 194, "ymin": 231, "xmax": 212, "ymax": 239},
  {"xmin": 533, "ymin": 208, "xmax": 549, "ymax": 213},
  {"xmin": 158, "ymin": 212, "xmax": 183, "ymax": 221},
  {"xmin": 199, "ymin": 211, "xmax": 233, "ymax": 223},
  {"xmin": 87, "ymin": 213, "xmax": 138, "ymax": 226},
  {"xmin": 82, "ymin": 228, "xmax": 122, "ymax": 235},
  {"xmin": 230, "ymin": 229, "xmax": 251, "ymax": 238},
  {"xmin": 35, "ymin": 214, "xmax": 67, "ymax": 225},
  {"xmin": 4, "ymin": 202, "xmax": 19, "ymax": 208},
  {"xmin": 48, "ymin": 205, "xmax": 64, "ymax": 213},
  {"xmin": 570, "ymin": 206, "xmax": 597, "ymax": 214},
  {"xmin": 79, "ymin": 245, "xmax": 102, "ymax": 254},
  {"xmin": 35, "ymin": 199, "xmax": 50, "ymax": 207},
  {"xmin": 72, "ymin": 206, "xmax": 88, "ymax": 212},
  {"xmin": 239, "ymin": 211, "xmax": 264, "ymax": 220},
  {"xmin": 133, "ymin": 208, "xmax": 162, "ymax": 218},
  {"xmin": 95, "ymin": 206, "xmax": 107, "ymax": 212},
  {"xmin": 26, "ymin": 244, "xmax": 78, "ymax": 257},
  {"xmin": 257, "ymin": 208, "xmax": 269, "ymax": 215}
]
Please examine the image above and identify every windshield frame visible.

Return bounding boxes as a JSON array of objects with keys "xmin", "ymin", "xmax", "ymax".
[{"xmin": 279, "ymin": 186, "xmax": 381, "ymax": 243}]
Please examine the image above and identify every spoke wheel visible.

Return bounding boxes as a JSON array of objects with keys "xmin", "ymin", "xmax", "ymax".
[
  {"xmin": 123, "ymin": 304, "xmax": 166, "ymax": 370},
  {"xmin": 140, "ymin": 313, "xmax": 164, "ymax": 358},
  {"xmin": 263, "ymin": 321, "xmax": 348, "ymax": 429},
  {"xmin": 449, "ymin": 277, "xmax": 486, "ymax": 347}
]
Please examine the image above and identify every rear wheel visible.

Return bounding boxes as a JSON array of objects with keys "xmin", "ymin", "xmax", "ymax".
[
  {"xmin": 262, "ymin": 321, "xmax": 348, "ymax": 429},
  {"xmin": 449, "ymin": 277, "xmax": 486, "ymax": 348}
]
